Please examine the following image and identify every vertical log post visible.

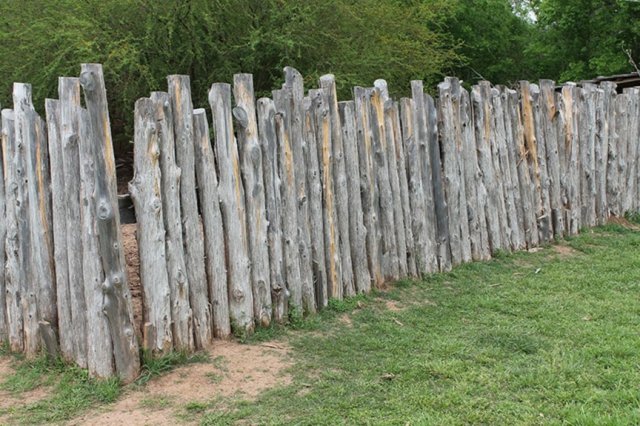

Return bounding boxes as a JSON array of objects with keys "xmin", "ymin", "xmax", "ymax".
[
  {"xmin": 208, "ymin": 83, "xmax": 254, "ymax": 333},
  {"xmin": 256, "ymin": 99, "xmax": 288, "ymax": 321},
  {"xmin": 1, "ymin": 109, "xmax": 24, "ymax": 352},
  {"xmin": 80, "ymin": 63, "xmax": 140, "ymax": 383},
  {"xmin": 233, "ymin": 74, "xmax": 273, "ymax": 326},
  {"xmin": 193, "ymin": 108, "xmax": 231, "ymax": 338}
]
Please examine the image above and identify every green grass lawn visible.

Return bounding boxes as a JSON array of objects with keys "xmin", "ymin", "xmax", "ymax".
[
  {"xmin": 203, "ymin": 224, "xmax": 640, "ymax": 425},
  {"xmin": 1, "ymin": 224, "xmax": 639, "ymax": 425}
]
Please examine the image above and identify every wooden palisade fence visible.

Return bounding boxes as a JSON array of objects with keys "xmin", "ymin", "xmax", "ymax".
[{"xmin": 0, "ymin": 64, "xmax": 639, "ymax": 380}]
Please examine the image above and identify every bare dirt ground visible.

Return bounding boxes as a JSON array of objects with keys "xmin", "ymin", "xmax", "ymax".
[{"xmin": 0, "ymin": 340, "xmax": 291, "ymax": 425}]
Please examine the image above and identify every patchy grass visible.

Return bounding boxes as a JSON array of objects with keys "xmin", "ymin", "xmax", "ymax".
[
  {"xmin": 135, "ymin": 350, "xmax": 210, "ymax": 386},
  {"xmin": 197, "ymin": 226, "xmax": 640, "ymax": 425}
]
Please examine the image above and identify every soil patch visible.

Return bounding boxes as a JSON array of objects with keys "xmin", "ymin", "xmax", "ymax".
[
  {"xmin": 122, "ymin": 223, "xmax": 143, "ymax": 338},
  {"xmin": 0, "ymin": 358, "xmax": 51, "ymax": 417},
  {"xmin": 553, "ymin": 244, "xmax": 578, "ymax": 257},
  {"xmin": 608, "ymin": 216, "xmax": 640, "ymax": 230},
  {"xmin": 70, "ymin": 341, "xmax": 292, "ymax": 425}
]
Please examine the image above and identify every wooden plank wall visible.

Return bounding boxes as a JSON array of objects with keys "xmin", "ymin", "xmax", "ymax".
[{"xmin": 0, "ymin": 64, "xmax": 639, "ymax": 380}]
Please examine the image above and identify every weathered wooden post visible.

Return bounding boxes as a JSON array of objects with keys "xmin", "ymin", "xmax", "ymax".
[
  {"xmin": 614, "ymin": 93, "xmax": 628, "ymax": 217},
  {"xmin": 13, "ymin": 83, "xmax": 43, "ymax": 356},
  {"xmin": 193, "ymin": 108, "xmax": 231, "ymax": 338},
  {"xmin": 539, "ymin": 80, "xmax": 565, "ymax": 237},
  {"xmin": 622, "ymin": 88, "xmax": 639, "ymax": 214},
  {"xmin": 208, "ymin": 83, "xmax": 254, "ymax": 333},
  {"xmin": 279, "ymin": 70, "xmax": 316, "ymax": 312},
  {"xmin": 370, "ymin": 87, "xmax": 399, "ymax": 279},
  {"xmin": 310, "ymin": 88, "xmax": 343, "ymax": 298},
  {"xmin": 303, "ymin": 96, "xmax": 328, "ymax": 306},
  {"xmin": 256, "ymin": 98, "xmax": 287, "ymax": 321},
  {"xmin": 438, "ymin": 78, "xmax": 471, "ymax": 265},
  {"xmin": 495, "ymin": 87, "xmax": 524, "ymax": 250},
  {"xmin": 388, "ymin": 100, "xmax": 417, "ymax": 276},
  {"xmin": 412, "ymin": 82, "xmax": 444, "ymax": 271},
  {"xmin": 354, "ymin": 87, "xmax": 383, "ymax": 285},
  {"xmin": 58, "ymin": 77, "xmax": 87, "ymax": 366},
  {"xmin": 384, "ymin": 99, "xmax": 409, "ymax": 277},
  {"xmin": 580, "ymin": 84, "xmax": 598, "ymax": 227},
  {"xmin": 320, "ymin": 75, "xmax": 355, "ymax": 296},
  {"xmin": 338, "ymin": 101, "xmax": 371, "ymax": 290},
  {"xmin": 560, "ymin": 83, "xmax": 582, "ymax": 233},
  {"xmin": 233, "ymin": 74, "xmax": 273, "ymax": 326},
  {"xmin": 78, "ymin": 106, "xmax": 115, "ymax": 377},
  {"xmin": 460, "ymin": 89, "xmax": 491, "ymax": 260},
  {"xmin": 80, "ymin": 63, "xmax": 140, "ymax": 383},
  {"xmin": 0, "ymin": 105, "xmax": 6, "ymax": 344},
  {"xmin": 2, "ymin": 108, "xmax": 24, "ymax": 352},
  {"xmin": 45, "ymin": 98, "xmax": 73, "ymax": 361},
  {"xmin": 167, "ymin": 76, "xmax": 206, "ymax": 350},
  {"xmin": 129, "ymin": 97, "xmax": 173, "ymax": 353}
]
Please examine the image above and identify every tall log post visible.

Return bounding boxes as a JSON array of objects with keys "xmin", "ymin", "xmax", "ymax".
[
  {"xmin": 208, "ymin": 83, "xmax": 254, "ymax": 332},
  {"xmin": 80, "ymin": 63, "xmax": 140, "ymax": 383},
  {"xmin": 193, "ymin": 108, "xmax": 231, "ymax": 338},
  {"xmin": 233, "ymin": 74, "xmax": 273, "ymax": 325},
  {"xmin": 580, "ymin": 84, "xmax": 598, "ymax": 227},
  {"xmin": 256, "ymin": 99, "xmax": 288, "ymax": 321}
]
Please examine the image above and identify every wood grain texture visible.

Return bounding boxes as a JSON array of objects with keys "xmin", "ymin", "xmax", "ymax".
[
  {"xmin": 1, "ymin": 108, "xmax": 24, "ymax": 352},
  {"xmin": 80, "ymin": 63, "xmax": 139, "ymax": 383},
  {"xmin": 129, "ymin": 98, "xmax": 173, "ymax": 353},
  {"xmin": 233, "ymin": 74, "xmax": 273, "ymax": 325},
  {"xmin": 208, "ymin": 83, "xmax": 254, "ymax": 333},
  {"xmin": 257, "ymin": 98, "xmax": 288, "ymax": 321},
  {"xmin": 193, "ymin": 108, "xmax": 230, "ymax": 338},
  {"xmin": 338, "ymin": 100, "xmax": 371, "ymax": 290}
]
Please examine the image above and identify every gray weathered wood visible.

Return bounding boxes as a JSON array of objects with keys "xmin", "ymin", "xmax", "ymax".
[
  {"xmin": 59, "ymin": 77, "xmax": 87, "ymax": 366},
  {"xmin": 80, "ymin": 63, "xmax": 140, "ymax": 383},
  {"xmin": 388, "ymin": 101, "xmax": 417, "ymax": 276},
  {"xmin": 303, "ymin": 96, "xmax": 329, "ymax": 306},
  {"xmin": 400, "ymin": 98, "xmax": 431, "ymax": 275},
  {"xmin": 529, "ymin": 83, "xmax": 553, "ymax": 241},
  {"xmin": 256, "ymin": 98, "xmax": 288, "ymax": 321},
  {"xmin": 614, "ymin": 93, "xmax": 628, "ymax": 217},
  {"xmin": 311, "ymin": 88, "xmax": 343, "ymax": 297},
  {"xmin": 273, "ymin": 102, "xmax": 303, "ymax": 315},
  {"xmin": 233, "ymin": 74, "xmax": 273, "ymax": 325},
  {"xmin": 78, "ymin": 106, "xmax": 114, "ymax": 377},
  {"xmin": 410, "ymin": 82, "xmax": 440, "ymax": 272},
  {"xmin": 0, "ymin": 104, "xmax": 5, "ymax": 344},
  {"xmin": 580, "ymin": 84, "xmax": 598, "ymax": 227},
  {"xmin": 353, "ymin": 87, "xmax": 384, "ymax": 285},
  {"xmin": 438, "ymin": 78, "xmax": 471, "ymax": 264},
  {"xmin": 384, "ymin": 99, "xmax": 409, "ymax": 277},
  {"xmin": 595, "ymin": 83, "xmax": 615, "ymax": 223},
  {"xmin": 539, "ymin": 80, "xmax": 565, "ymax": 237},
  {"xmin": 281, "ymin": 69, "xmax": 316, "ymax": 313},
  {"xmin": 622, "ymin": 88, "xmax": 639, "ymax": 214},
  {"xmin": 44, "ymin": 99, "xmax": 73, "ymax": 360},
  {"xmin": 318, "ymin": 86, "xmax": 344, "ymax": 295},
  {"xmin": 560, "ymin": 83, "xmax": 582, "ymax": 233},
  {"xmin": 320, "ymin": 75, "xmax": 355, "ymax": 296},
  {"xmin": 370, "ymin": 87, "xmax": 399, "ymax": 279},
  {"xmin": 13, "ymin": 83, "xmax": 40, "ymax": 356},
  {"xmin": 460, "ymin": 89, "xmax": 491, "ymax": 260},
  {"xmin": 338, "ymin": 100, "xmax": 371, "ymax": 290},
  {"xmin": 193, "ymin": 108, "xmax": 231, "ymax": 338},
  {"xmin": 167, "ymin": 76, "xmax": 206, "ymax": 350},
  {"xmin": 150, "ymin": 91, "xmax": 195, "ymax": 349},
  {"xmin": 208, "ymin": 83, "xmax": 254, "ymax": 332},
  {"xmin": 494, "ymin": 86, "xmax": 524, "ymax": 250},
  {"xmin": 1, "ymin": 109, "xmax": 23, "ymax": 352},
  {"xmin": 472, "ymin": 83, "xmax": 507, "ymax": 252},
  {"xmin": 129, "ymin": 98, "xmax": 173, "ymax": 352}
]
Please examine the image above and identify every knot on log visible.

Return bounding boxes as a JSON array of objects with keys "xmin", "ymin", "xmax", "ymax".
[
  {"xmin": 111, "ymin": 272, "xmax": 124, "ymax": 288},
  {"xmin": 232, "ymin": 288, "xmax": 245, "ymax": 301},
  {"xmin": 97, "ymin": 198, "xmax": 114, "ymax": 221},
  {"xmin": 232, "ymin": 106, "xmax": 249, "ymax": 129},
  {"xmin": 151, "ymin": 196, "xmax": 162, "ymax": 212},
  {"xmin": 79, "ymin": 71, "xmax": 96, "ymax": 91},
  {"xmin": 66, "ymin": 134, "xmax": 79, "ymax": 148},
  {"xmin": 176, "ymin": 268, "xmax": 187, "ymax": 284}
]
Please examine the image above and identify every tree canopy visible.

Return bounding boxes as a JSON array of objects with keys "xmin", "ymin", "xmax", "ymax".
[{"xmin": 0, "ymin": 0, "xmax": 638, "ymax": 146}]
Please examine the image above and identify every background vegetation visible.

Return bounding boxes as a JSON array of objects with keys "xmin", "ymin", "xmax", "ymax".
[{"xmin": 0, "ymin": 0, "xmax": 639, "ymax": 148}]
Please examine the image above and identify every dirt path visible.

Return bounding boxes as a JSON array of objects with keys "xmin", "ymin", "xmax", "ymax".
[{"xmin": 68, "ymin": 341, "xmax": 292, "ymax": 425}]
